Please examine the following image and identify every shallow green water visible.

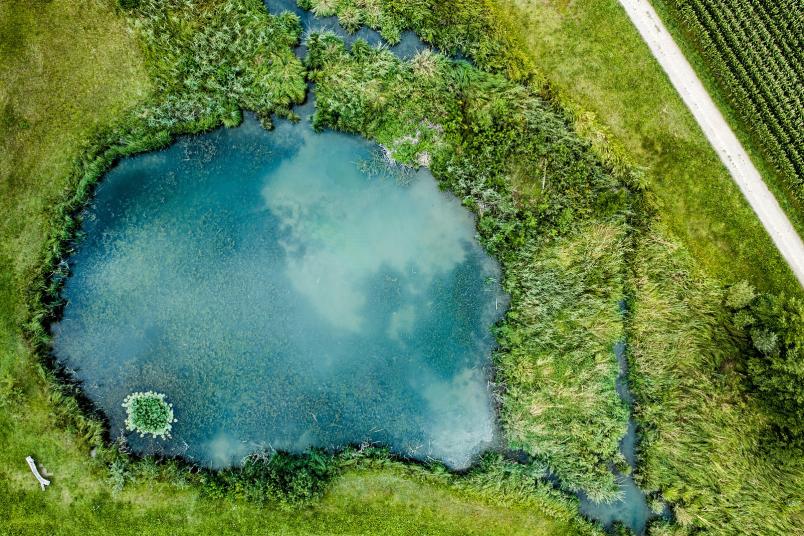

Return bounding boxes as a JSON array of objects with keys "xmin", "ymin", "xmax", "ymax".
[{"xmin": 53, "ymin": 114, "xmax": 505, "ymax": 469}]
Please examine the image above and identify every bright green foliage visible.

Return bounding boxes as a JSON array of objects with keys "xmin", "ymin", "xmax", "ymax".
[
  {"xmin": 661, "ymin": 0, "xmax": 804, "ymax": 202},
  {"xmin": 130, "ymin": 0, "xmax": 306, "ymax": 127},
  {"xmin": 122, "ymin": 391, "xmax": 175, "ymax": 438},
  {"xmin": 628, "ymin": 227, "xmax": 804, "ymax": 534},
  {"xmin": 725, "ymin": 280, "xmax": 756, "ymax": 310},
  {"xmin": 498, "ymin": 223, "xmax": 629, "ymax": 501},
  {"xmin": 304, "ymin": 0, "xmax": 535, "ymax": 80},
  {"xmin": 200, "ymin": 450, "xmax": 337, "ymax": 504},
  {"xmin": 504, "ymin": 0, "xmax": 801, "ymax": 293},
  {"xmin": 308, "ymin": 32, "xmax": 632, "ymax": 499}
]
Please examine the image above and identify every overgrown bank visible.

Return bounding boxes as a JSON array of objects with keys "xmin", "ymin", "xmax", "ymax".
[
  {"xmin": 502, "ymin": 0, "xmax": 801, "ymax": 294},
  {"xmin": 627, "ymin": 226, "xmax": 804, "ymax": 534},
  {"xmin": 308, "ymin": 32, "xmax": 637, "ymax": 500},
  {"xmin": 2, "ymin": 0, "xmax": 607, "ymax": 533}
]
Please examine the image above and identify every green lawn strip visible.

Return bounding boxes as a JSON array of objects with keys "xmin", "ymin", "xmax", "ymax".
[
  {"xmin": 504, "ymin": 0, "xmax": 800, "ymax": 295},
  {"xmin": 0, "ymin": 466, "xmax": 595, "ymax": 535}
]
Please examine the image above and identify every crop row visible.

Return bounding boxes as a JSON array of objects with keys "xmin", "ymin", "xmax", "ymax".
[{"xmin": 669, "ymin": 0, "xmax": 804, "ymax": 200}]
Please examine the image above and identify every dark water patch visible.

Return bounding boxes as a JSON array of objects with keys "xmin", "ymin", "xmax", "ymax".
[
  {"xmin": 579, "ymin": 339, "xmax": 655, "ymax": 534},
  {"xmin": 53, "ymin": 114, "xmax": 506, "ymax": 469}
]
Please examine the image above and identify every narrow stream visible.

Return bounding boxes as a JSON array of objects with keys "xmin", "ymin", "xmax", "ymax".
[{"xmin": 578, "ymin": 340, "xmax": 653, "ymax": 534}]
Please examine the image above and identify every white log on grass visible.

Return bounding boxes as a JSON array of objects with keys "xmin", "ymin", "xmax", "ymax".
[{"xmin": 25, "ymin": 456, "xmax": 50, "ymax": 490}]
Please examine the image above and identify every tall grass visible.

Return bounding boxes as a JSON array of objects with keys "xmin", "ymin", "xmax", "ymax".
[
  {"xmin": 130, "ymin": 0, "xmax": 307, "ymax": 127},
  {"xmin": 303, "ymin": 0, "xmax": 536, "ymax": 81},
  {"xmin": 497, "ymin": 222, "xmax": 629, "ymax": 500},
  {"xmin": 627, "ymin": 226, "xmax": 804, "ymax": 534}
]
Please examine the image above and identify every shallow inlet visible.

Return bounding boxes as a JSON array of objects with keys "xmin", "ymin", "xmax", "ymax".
[
  {"xmin": 579, "ymin": 340, "xmax": 657, "ymax": 534},
  {"xmin": 53, "ymin": 114, "xmax": 506, "ymax": 469}
]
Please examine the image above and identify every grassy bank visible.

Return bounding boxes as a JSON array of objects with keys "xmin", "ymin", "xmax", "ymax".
[
  {"xmin": 308, "ymin": 32, "xmax": 634, "ymax": 500},
  {"xmin": 2, "ymin": 472, "xmax": 592, "ymax": 535},
  {"xmin": 503, "ymin": 0, "xmax": 800, "ymax": 295}
]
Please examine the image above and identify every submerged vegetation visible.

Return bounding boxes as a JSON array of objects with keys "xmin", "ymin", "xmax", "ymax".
[{"xmin": 2, "ymin": 0, "xmax": 803, "ymax": 534}]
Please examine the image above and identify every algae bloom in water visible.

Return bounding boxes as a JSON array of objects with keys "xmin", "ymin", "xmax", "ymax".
[{"xmin": 123, "ymin": 391, "xmax": 176, "ymax": 439}]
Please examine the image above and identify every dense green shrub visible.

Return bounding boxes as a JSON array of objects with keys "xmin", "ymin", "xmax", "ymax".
[
  {"xmin": 728, "ymin": 291, "xmax": 804, "ymax": 441},
  {"xmin": 202, "ymin": 450, "xmax": 337, "ymax": 505}
]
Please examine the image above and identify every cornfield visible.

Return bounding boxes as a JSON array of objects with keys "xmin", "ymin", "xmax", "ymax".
[{"xmin": 668, "ymin": 0, "xmax": 803, "ymax": 200}]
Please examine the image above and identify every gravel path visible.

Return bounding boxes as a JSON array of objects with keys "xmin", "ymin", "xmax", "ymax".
[{"xmin": 618, "ymin": 0, "xmax": 804, "ymax": 287}]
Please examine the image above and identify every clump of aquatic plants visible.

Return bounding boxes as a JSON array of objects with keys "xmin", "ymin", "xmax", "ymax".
[{"xmin": 122, "ymin": 391, "xmax": 175, "ymax": 438}]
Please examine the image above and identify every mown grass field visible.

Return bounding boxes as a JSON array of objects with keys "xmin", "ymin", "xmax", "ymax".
[
  {"xmin": 505, "ymin": 0, "xmax": 801, "ymax": 295},
  {"xmin": 0, "ymin": 1, "xmax": 596, "ymax": 533}
]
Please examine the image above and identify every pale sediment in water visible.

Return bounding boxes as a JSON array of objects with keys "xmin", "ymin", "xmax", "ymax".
[{"xmin": 53, "ymin": 114, "xmax": 506, "ymax": 469}]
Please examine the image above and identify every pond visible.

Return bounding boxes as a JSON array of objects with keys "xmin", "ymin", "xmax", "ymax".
[{"xmin": 52, "ymin": 113, "xmax": 506, "ymax": 469}]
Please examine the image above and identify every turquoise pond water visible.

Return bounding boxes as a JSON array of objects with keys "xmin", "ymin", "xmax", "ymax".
[{"xmin": 53, "ymin": 114, "xmax": 506, "ymax": 469}]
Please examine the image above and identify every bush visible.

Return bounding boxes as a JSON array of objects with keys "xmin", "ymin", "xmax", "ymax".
[
  {"xmin": 205, "ymin": 450, "xmax": 337, "ymax": 505},
  {"xmin": 744, "ymin": 294, "xmax": 804, "ymax": 441},
  {"xmin": 122, "ymin": 391, "xmax": 175, "ymax": 439}
]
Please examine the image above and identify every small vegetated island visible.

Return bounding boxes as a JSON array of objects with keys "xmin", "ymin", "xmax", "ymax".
[
  {"xmin": 122, "ymin": 391, "xmax": 175, "ymax": 439},
  {"xmin": 3, "ymin": 0, "xmax": 802, "ymax": 535}
]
